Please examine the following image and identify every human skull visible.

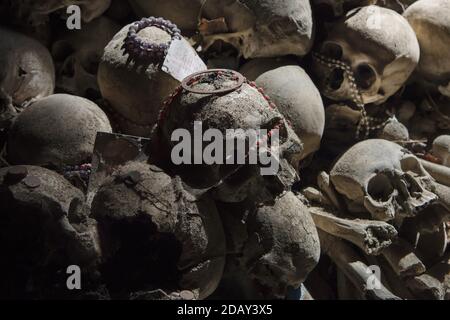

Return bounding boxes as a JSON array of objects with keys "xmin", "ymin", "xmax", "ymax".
[
  {"xmin": 98, "ymin": 21, "xmax": 186, "ymax": 136},
  {"xmin": 216, "ymin": 192, "xmax": 320, "ymax": 299},
  {"xmin": 90, "ymin": 161, "xmax": 226, "ymax": 299},
  {"xmin": 432, "ymin": 135, "xmax": 450, "ymax": 167},
  {"xmin": 312, "ymin": 0, "xmax": 376, "ymax": 18},
  {"xmin": 156, "ymin": 69, "xmax": 303, "ymax": 198},
  {"xmin": 7, "ymin": 94, "xmax": 112, "ymax": 169},
  {"xmin": 255, "ymin": 65, "xmax": 325, "ymax": 163},
  {"xmin": 199, "ymin": 0, "xmax": 314, "ymax": 59},
  {"xmin": 9, "ymin": 0, "xmax": 112, "ymax": 25},
  {"xmin": 0, "ymin": 165, "xmax": 101, "ymax": 299},
  {"xmin": 330, "ymin": 139, "xmax": 437, "ymax": 221},
  {"xmin": 0, "ymin": 28, "xmax": 54, "ymax": 113},
  {"xmin": 52, "ymin": 17, "xmax": 120, "ymax": 99},
  {"xmin": 312, "ymin": 5, "xmax": 420, "ymax": 105},
  {"xmin": 404, "ymin": 0, "xmax": 450, "ymax": 91}
]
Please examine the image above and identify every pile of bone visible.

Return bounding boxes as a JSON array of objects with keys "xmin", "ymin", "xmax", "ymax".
[{"xmin": 0, "ymin": 0, "xmax": 449, "ymax": 300}]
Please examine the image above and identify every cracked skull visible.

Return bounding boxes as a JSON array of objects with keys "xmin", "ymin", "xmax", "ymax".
[
  {"xmin": 312, "ymin": 5, "xmax": 420, "ymax": 105},
  {"xmin": 0, "ymin": 27, "xmax": 54, "ymax": 128},
  {"xmin": 330, "ymin": 139, "xmax": 437, "ymax": 221},
  {"xmin": 215, "ymin": 192, "xmax": 320, "ymax": 299},
  {"xmin": 199, "ymin": 0, "xmax": 314, "ymax": 59},
  {"xmin": 52, "ymin": 17, "xmax": 120, "ymax": 99},
  {"xmin": 90, "ymin": 161, "xmax": 226, "ymax": 299},
  {"xmin": 7, "ymin": 94, "xmax": 112, "ymax": 170},
  {"xmin": 156, "ymin": 69, "xmax": 302, "ymax": 203},
  {"xmin": 0, "ymin": 165, "xmax": 101, "ymax": 299}
]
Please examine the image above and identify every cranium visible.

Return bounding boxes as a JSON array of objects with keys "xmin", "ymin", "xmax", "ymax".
[
  {"xmin": 199, "ymin": 0, "xmax": 314, "ymax": 58},
  {"xmin": 156, "ymin": 69, "xmax": 302, "ymax": 202},
  {"xmin": 52, "ymin": 17, "xmax": 120, "ymax": 99},
  {"xmin": 0, "ymin": 165, "xmax": 101, "ymax": 299},
  {"xmin": 404, "ymin": 0, "xmax": 450, "ymax": 93},
  {"xmin": 0, "ymin": 27, "xmax": 54, "ymax": 128},
  {"xmin": 255, "ymin": 65, "xmax": 325, "ymax": 163},
  {"xmin": 215, "ymin": 192, "xmax": 320, "ymax": 299},
  {"xmin": 312, "ymin": 5, "xmax": 420, "ymax": 105},
  {"xmin": 90, "ymin": 161, "xmax": 226, "ymax": 299},
  {"xmin": 98, "ymin": 20, "xmax": 185, "ymax": 136},
  {"xmin": 312, "ymin": 0, "xmax": 376, "ymax": 18},
  {"xmin": 7, "ymin": 94, "xmax": 112, "ymax": 170},
  {"xmin": 330, "ymin": 139, "xmax": 437, "ymax": 221},
  {"xmin": 432, "ymin": 136, "xmax": 450, "ymax": 167}
]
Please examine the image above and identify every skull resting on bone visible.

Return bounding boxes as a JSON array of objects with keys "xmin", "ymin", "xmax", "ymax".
[
  {"xmin": 312, "ymin": 5, "xmax": 420, "ymax": 105},
  {"xmin": 0, "ymin": 166, "xmax": 101, "ymax": 299},
  {"xmin": 215, "ymin": 192, "xmax": 320, "ymax": 299},
  {"xmin": 7, "ymin": 94, "xmax": 112, "ymax": 170},
  {"xmin": 199, "ymin": 0, "xmax": 314, "ymax": 59},
  {"xmin": 90, "ymin": 161, "xmax": 226, "ymax": 299},
  {"xmin": 330, "ymin": 139, "xmax": 437, "ymax": 221}
]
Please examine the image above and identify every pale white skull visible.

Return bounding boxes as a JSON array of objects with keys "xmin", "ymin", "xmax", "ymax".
[
  {"xmin": 255, "ymin": 65, "xmax": 325, "ymax": 163},
  {"xmin": 52, "ymin": 17, "xmax": 120, "ymax": 99},
  {"xmin": 200, "ymin": 0, "xmax": 314, "ymax": 58},
  {"xmin": 7, "ymin": 94, "xmax": 112, "ymax": 169},
  {"xmin": 404, "ymin": 0, "xmax": 450, "ymax": 92},
  {"xmin": 313, "ymin": 5, "xmax": 420, "ymax": 105},
  {"xmin": 312, "ymin": 0, "xmax": 376, "ymax": 18},
  {"xmin": 330, "ymin": 139, "xmax": 437, "ymax": 221},
  {"xmin": 432, "ymin": 135, "xmax": 450, "ymax": 167}
]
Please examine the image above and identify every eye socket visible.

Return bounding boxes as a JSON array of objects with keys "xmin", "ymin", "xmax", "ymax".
[
  {"xmin": 51, "ymin": 41, "xmax": 75, "ymax": 61},
  {"xmin": 82, "ymin": 53, "xmax": 100, "ymax": 75},
  {"xmin": 367, "ymin": 173, "xmax": 395, "ymax": 202},
  {"xmin": 355, "ymin": 63, "xmax": 377, "ymax": 90},
  {"xmin": 320, "ymin": 42, "xmax": 343, "ymax": 60}
]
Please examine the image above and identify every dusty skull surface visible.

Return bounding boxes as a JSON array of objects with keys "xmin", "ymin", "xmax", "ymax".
[
  {"xmin": 313, "ymin": 5, "xmax": 420, "ymax": 105},
  {"xmin": 199, "ymin": 0, "xmax": 314, "ymax": 58},
  {"xmin": 330, "ymin": 139, "xmax": 437, "ymax": 221},
  {"xmin": 156, "ymin": 69, "xmax": 302, "ymax": 201},
  {"xmin": 432, "ymin": 135, "xmax": 450, "ymax": 167},
  {"xmin": 0, "ymin": 165, "xmax": 101, "ymax": 299},
  {"xmin": 52, "ymin": 17, "xmax": 120, "ymax": 99},
  {"xmin": 7, "ymin": 94, "xmax": 112, "ymax": 169},
  {"xmin": 404, "ymin": 0, "xmax": 450, "ymax": 96},
  {"xmin": 90, "ymin": 161, "xmax": 226, "ymax": 299},
  {"xmin": 255, "ymin": 65, "xmax": 325, "ymax": 163},
  {"xmin": 216, "ymin": 192, "xmax": 320, "ymax": 299},
  {"xmin": 0, "ymin": 27, "xmax": 54, "ymax": 128},
  {"xmin": 98, "ymin": 20, "xmax": 187, "ymax": 136}
]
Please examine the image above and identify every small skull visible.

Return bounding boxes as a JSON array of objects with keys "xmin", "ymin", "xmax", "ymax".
[
  {"xmin": 404, "ymin": 0, "xmax": 450, "ymax": 95},
  {"xmin": 312, "ymin": 5, "xmax": 420, "ymax": 105},
  {"xmin": 52, "ymin": 17, "xmax": 120, "ymax": 99},
  {"xmin": 199, "ymin": 0, "xmax": 314, "ymax": 58},
  {"xmin": 215, "ymin": 192, "xmax": 320, "ymax": 299},
  {"xmin": 432, "ymin": 135, "xmax": 450, "ymax": 167},
  {"xmin": 330, "ymin": 139, "xmax": 437, "ymax": 221},
  {"xmin": 255, "ymin": 65, "xmax": 325, "ymax": 163},
  {"xmin": 7, "ymin": 94, "xmax": 112, "ymax": 170},
  {"xmin": 90, "ymin": 161, "xmax": 226, "ymax": 299},
  {"xmin": 0, "ymin": 165, "xmax": 101, "ymax": 299}
]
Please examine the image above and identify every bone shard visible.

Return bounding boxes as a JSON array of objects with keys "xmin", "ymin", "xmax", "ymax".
[
  {"xmin": 310, "ymin": 207, "xmax": 398, "ymax": 255},
  {"xmin": 382, "ymin": 239, "xmax": 426, "ymax": 278}
]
